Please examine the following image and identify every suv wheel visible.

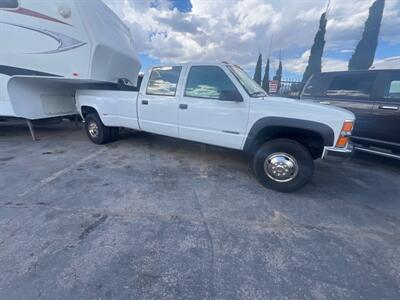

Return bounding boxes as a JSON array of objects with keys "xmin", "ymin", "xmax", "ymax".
[
  {"xmin": 85, "ymin": 113, "xmax": 111, "ymax": 144},
  {"xmin": 253, "ymin": 139, "xmax": 314, "ymax": 193}
]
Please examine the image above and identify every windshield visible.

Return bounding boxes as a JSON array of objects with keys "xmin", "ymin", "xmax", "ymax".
[{"xmin": 228, "ymin": 65, "xmax": 268, "ymax": 98}]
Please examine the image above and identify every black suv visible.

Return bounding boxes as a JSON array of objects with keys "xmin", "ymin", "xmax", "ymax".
[{"xmin": 301, "ymin": 69, "xmax": 400, "ymax": 159}]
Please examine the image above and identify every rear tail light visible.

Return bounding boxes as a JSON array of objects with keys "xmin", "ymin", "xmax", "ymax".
[{"xmin": 336, "ymin": 121, "xmax": 354, "ymax": 148}]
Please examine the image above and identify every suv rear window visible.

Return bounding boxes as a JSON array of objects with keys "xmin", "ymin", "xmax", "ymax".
[
  {"xmin": 0, "ymin": 0, "xmax": 18, "ymax": 8},
  {"xmin": 326, "ymin": 73, "xmax": 376, "ymax": 99}
]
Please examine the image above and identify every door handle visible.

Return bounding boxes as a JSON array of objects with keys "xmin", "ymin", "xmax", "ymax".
[
  {"xmin": 319, "ymin": 101, "xmax": 331, "ymax": 105},
  {"xmin": 379, "ymin": 105, "xmax": 398, "ymax": 111},
  {"xmin": 142, "ymin": 100, "xmax": 149, "ymax": 105},
  {"xmin": 179, "ymin": 104, "xmax": 188, "ymax": 110}
]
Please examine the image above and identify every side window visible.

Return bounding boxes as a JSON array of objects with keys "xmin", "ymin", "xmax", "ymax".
[
  {"xmin": 302, "ymin": 73, "xmax": 332, "ymax": 97},
  {"xmin": 326, "ymin": 73, "xmax": 376, "ymax": 99},
  {"xmin": 0, "ymin": 0, "xmax": 18, "ymax": 8},
  {"xmin": 385, "ymin": 73, "xmax": 400, "ymax": 99},
  {"xmin": 185, "ymin": 66, "xmax": 241, "ymax": 101},
  {"xmin": 146, "ymin": 66, "xmax": 182, "ymax": 96}
]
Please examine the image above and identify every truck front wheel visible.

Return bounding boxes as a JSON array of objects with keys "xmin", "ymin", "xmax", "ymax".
[
  {"xmin": 85, "ymin": 113, "xmax": 111, "ymax": 145},
  {"xmin": 253, "ymin": 139, "xmax": 314, "ymax": 193}
]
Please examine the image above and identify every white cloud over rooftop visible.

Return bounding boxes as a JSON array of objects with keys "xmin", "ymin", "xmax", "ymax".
[{"xmin": 104, "ymin": 0, "xmax": 400, "ymax": 75}]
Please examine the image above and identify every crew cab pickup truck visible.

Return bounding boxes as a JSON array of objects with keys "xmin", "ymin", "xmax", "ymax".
[{"xmin": 76, "ymin": 62, "xmax": 355, "ymax": 192}]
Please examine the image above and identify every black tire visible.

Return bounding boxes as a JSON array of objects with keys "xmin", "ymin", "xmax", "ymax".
[
  {"xmin": 253, "ymin": 138, "xmax": 314, "ymax": 193},
  {"xmin": 85, "ymin": 113, "xmax": 111, "ymax": 145},
  {"xmin": 109, "ymin": 127, "xmax": 119, "ymax": 142}
]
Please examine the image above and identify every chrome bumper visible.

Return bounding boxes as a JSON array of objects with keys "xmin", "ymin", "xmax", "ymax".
[{"xmin": 322, "ymin": 143, "xmax": 354, "ymax": 160}]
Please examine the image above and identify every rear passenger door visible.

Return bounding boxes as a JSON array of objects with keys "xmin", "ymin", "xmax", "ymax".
[
  {"xmin": 138, "ymin": 66, "xmax": 182, "ymax": 138},
  {"xmin": 320, "ymin": 72, "xmax": 376, "ymax": 141},
  {"xmin": 370, "ymin": 71, "xmax": 400, "ymax": 146}
]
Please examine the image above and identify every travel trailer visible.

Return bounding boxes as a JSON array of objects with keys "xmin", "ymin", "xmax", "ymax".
[{"xmin": 0, "ymin": 0, "xmax": 141, "ymax": 139}]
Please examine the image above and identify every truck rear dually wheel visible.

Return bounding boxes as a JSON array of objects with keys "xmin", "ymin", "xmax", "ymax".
[
  {"xmin": 85, "ymin": 113, "xmax": 111, "ymax": 144},
  {"xmin": 253, "ymin": 139, "xmax": 314, "ymax": 193}
]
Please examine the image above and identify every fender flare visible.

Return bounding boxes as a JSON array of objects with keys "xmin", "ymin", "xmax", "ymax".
[
  {"xmin": 80, "ymin": 104, "xmax": 99, "ymax": 119},
  {"xmin": 243, "ymin": 117, "xmax": 335, "ymax": 153}
]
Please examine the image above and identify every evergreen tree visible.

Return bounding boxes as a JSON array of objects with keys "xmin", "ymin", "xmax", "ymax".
[
  {"xmin": 348, "ymin": 0, "xmax": 385, "ymax": 70},
  {"xmin": 262, "ymin": 58, "xmax": 270, "ymax": 92},
  {"xmin": 253, "ymin": 53, "xmax": 262, "ymax": 85},
  {"xmin": 273, "ymin": 60, "xmax": 282, "ymax": 82},
  {"xmin": 273, "ymin": 60, "xmax": 283, "ymax": 92},
  {"xmin": 302, "ymin": 12, "xmax": 327, "ymax": 83}
]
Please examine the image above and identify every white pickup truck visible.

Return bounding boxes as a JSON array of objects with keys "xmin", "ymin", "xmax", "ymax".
[{"xmin": 76, "ymin": 62, "xmax": 355, "ymax": 192}]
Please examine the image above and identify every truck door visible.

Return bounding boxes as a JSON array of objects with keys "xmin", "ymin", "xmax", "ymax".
[
  {"xmin": 370, "ymin": 71, "xmax": 400, "ymax": 147},
  {"xmin": 138, "ymin": 66, "xmax": 182, "ymax": 138},
  {"xmin": 321, "ymin": 72, "xmax": 376, "ymax": 142},
  {"xmin": 178, "ymin": 65, "xmax": 249, "ymax": 149}
]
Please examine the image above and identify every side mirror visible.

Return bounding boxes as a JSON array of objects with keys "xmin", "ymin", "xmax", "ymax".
[{"xmin": 219, "ymin": 90, "xmax": 243, "ymax": 102}]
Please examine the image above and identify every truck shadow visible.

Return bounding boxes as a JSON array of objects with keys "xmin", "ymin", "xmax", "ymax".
[
  {"xmin": 1, "ymin": 122, "xmax": 399, "ymax": 207},
  {"xmin": 119, "ymin": 130, "xmax": 400, "ymax": 205},
  {"xmin": 0, "ymin": 119, "xmax": 81, "ymax": 139},
  {"xmin": 351, "ymin": 151, "xmax": 400, "ymax": 171}
]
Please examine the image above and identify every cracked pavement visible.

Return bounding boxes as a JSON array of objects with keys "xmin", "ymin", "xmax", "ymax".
[{"xmin": 1, "ymin": 121, "xmax": 400, "ymax": 299}]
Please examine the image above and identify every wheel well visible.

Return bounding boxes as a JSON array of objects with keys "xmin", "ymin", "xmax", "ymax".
[
  {"xmin": 81, "ymin": 106, "xmax": 97, "ymax": 119},
  {"xmin": 249, "ymin": 126, "xmax": 325, "ymax": 159}
]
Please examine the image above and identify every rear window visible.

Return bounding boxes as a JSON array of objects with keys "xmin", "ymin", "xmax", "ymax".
[
  {"xmin": 146, "ymin": 66, "xmax": 182, "ymax": 96},
  {"xmin": 0, "ymin": 0, "xmax": 18, "ymax": 8},
  {"xmin": 326, "ymin": 73, "xmax": 376, "ymax": 99}
]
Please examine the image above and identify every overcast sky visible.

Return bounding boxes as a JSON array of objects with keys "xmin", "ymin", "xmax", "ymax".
[{"xmin": 104, "ymin": 0, "xmax": 400, "ymax": 78}]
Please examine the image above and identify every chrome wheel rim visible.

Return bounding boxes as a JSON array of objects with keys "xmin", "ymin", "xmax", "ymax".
[
  {"xmin": 88, "ymin": 121, "xmax": 99, "ymax": 138},
  {"xmin": 264, "ymin": 153, "xmax": 299, "ymax": 183}
]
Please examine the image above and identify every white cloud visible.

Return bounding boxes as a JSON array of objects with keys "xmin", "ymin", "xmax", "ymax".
[
  {"xmin": 284, "ymin": 50, "xmax": 348, "ymax": 76},
  {"xmin": 104, "ymin": 0, "xmax": 400, "ymax": 74}
]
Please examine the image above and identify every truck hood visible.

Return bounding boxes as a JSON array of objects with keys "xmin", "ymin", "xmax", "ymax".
[{"xmin": 259, "ymin": 96, "xmax": 355, "ymax": 121}]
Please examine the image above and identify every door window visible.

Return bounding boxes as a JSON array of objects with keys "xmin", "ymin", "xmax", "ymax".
[
  {"xmin": 185, "ymin": 66, "xmax": 241, "ymax": 101},
  {"xmin": 302, "ymin": 73, "xmax": 332, "ymax": 97},
  {"xmin": 0, "ymin": 0, "xmax": 18, "ymax": 8},
  {"xmin": 386, "ymin": 81, "xmax": 400, "ymax": 98},
  {"xmin": 385, "ymin": 74, "xmax": 400, "ymax": 99},
  {"xmin": 327, "ymin": 73, "xmax": 376, "ymax": 99},
  {"xmin": 146, "ymin": 66, "xmax": 182, "ymax": 96}
]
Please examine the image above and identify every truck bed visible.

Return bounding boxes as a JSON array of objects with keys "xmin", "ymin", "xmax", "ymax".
[{"xmin": 76, "ymin": 89, "xmax": 140, "ymax": 130}]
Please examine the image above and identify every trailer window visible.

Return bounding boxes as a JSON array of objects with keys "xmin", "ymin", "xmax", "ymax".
[
  {"xmin": 0, "ymin": 0, "xmax": 18, "ymax": 9},
  {"xmin": 146, "ymin": 66, "xmax": 182, "ymax": 97}
]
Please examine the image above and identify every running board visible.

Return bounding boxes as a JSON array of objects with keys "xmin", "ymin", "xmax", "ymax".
[{"xmin": 355, "ymin": 147, "xmax": 400, "ymax": 160}]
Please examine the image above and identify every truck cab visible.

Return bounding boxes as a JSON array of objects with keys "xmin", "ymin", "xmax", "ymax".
[{"xmin": 76, "ymin": 62, "xmax": 355, "ymax": 192}]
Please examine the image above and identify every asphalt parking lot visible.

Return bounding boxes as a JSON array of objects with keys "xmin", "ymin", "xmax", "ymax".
[{"xmin": 1, "ymin": 120, "xmax": 400, "ymax": 300}]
